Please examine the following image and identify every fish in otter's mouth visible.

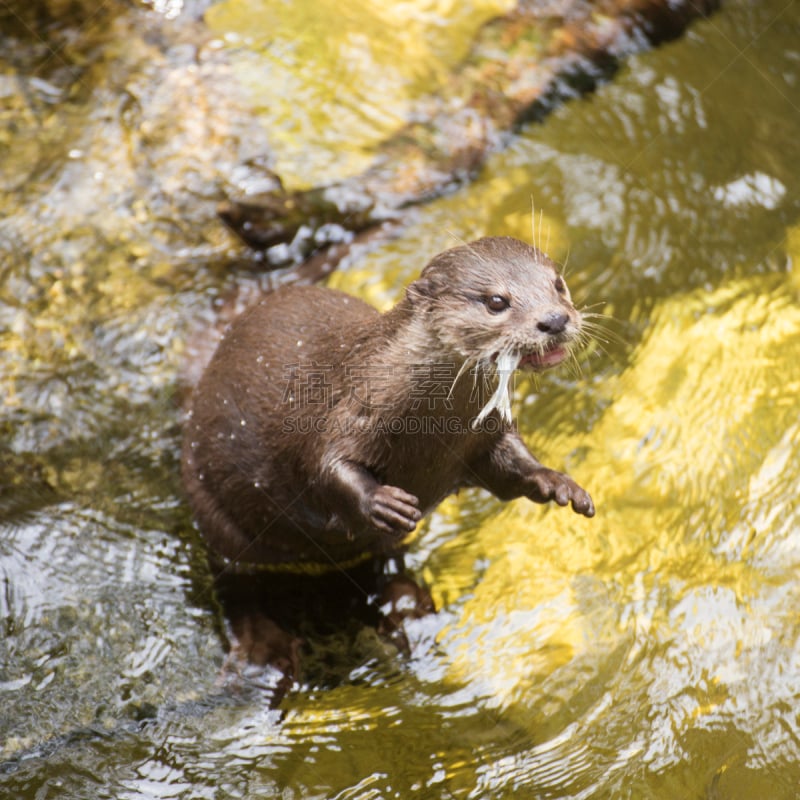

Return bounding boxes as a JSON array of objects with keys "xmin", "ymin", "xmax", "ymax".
[{"xmin": 474, "ymin": 344, "xmax": 569, "ymax": 427}]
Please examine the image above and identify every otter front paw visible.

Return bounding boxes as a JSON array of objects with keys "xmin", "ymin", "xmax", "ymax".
[
  {"xmin": 527, "ymin": 468, "xmax": 595, "ymax": 518},
  {"xmin": 367, "ymin": 485, "xmax": 421, "ymax": 534}
]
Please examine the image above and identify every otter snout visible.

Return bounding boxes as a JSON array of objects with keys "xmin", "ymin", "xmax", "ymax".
[{"xmin": 537, "ymin": 310, "xmax": 570, "ymax": 335}]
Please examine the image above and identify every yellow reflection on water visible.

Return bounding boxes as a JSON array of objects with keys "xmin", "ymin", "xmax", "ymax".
[{"xmin": 440, "ymin": 273, "xmax": 800, "ymax": 734}]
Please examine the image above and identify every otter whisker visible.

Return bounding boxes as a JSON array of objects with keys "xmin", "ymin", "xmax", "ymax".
[
  {"xmin": 573, "ymin": 329, "xmax": 615, "ymax": 365},
  {"xmin": 448, "ymin": 356, "xmax": 477, "ymax": 399},
  {"xmin": 566, "ymin": 345, "xmax": 585, "ymax": 379},
  {"xmin": 577, "ymin": 300, "xmax": 608, "ymax": 313},
  {"xmin": 579, "ymin": 318, "xmax": 627, "ymax": 348},
  {"xmin": 537, "ymin": 208, "xmax": 543, "ymax": 257},
  {"xmin": 445, "ymin": 229, "xmax": 470, "ymax": 251},
  {"xmin": 543, "ymin": 213, "xmax": 551, "ymax": 258},
  {"xmin": 580, "ymin": 310, "xmax": 620, "ymax": 323},
  {"xmin": 561, "ymin": 244, "xmax": 571, "ymax": 278},
  {"xmin": 576, "ymin": 302, "xmax": 627, "ymax": 350},
  {"xmin": 445, "ymin": 231, "xmax": 494, "ymax": 270},
  {"xmin": 577, "ymin": 324, "xmax": 613, "ymax": 346}
]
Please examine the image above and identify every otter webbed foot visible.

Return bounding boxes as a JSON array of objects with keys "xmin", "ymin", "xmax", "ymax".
[
  {"xmin": 527, "ymin": 468, "xmax": 595, "ymax": 517},
  {"xmin": 367, "ymin": 485, "xmax": 422, "ymax": 534}
]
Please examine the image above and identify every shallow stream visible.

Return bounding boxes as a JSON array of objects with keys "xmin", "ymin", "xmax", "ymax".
[{"xmin": 2, "ymin": 0, "xmax": 799, "ymax": 797}]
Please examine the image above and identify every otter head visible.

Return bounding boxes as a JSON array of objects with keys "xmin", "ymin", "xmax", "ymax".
[
  {"xmin": 408, "ymin": 236, "xmax": 582, "ymax": 373},
  {"xmin": 406, "ymin": 236, "xmax": 583, "ymax": 425}
]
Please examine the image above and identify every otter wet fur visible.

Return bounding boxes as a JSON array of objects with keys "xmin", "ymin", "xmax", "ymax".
[{"xmin": 182, "ymin": 236, "xmax": 595, "ymax": 570}]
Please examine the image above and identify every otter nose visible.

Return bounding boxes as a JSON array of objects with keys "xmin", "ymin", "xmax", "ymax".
[{"xmin": 537, "ymin": 311, "xmax": 569, "ymax": 334}]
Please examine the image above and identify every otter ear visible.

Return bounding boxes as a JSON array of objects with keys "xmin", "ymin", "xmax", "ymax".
[{"xmin": 407, "ymin": 276, "xmax": 437, "ymax": 304}]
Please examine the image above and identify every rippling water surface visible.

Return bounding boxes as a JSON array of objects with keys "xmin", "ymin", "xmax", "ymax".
[{"xmin": 2, "ymin": 0, "xmax": 799, "ymax": 797}]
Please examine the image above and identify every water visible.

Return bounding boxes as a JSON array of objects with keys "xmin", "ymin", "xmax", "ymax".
[{"xmin": 2, "ymin": 0, "xmax": 799, "ymax": 797}]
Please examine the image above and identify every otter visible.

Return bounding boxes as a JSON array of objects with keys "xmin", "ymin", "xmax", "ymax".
[{"xmin": 182, "ymin": 236, "xmax": 594, "ymax": 572}]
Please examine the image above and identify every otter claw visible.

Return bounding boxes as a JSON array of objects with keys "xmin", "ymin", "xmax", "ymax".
[
  {"xmin": 529, "ymin": 469, "xmax": 594, "ymax": 518},
  {"xmin": 369, "ymin": 485, "xmax": 421, "ymax": 534},
  {"xmin": 571, "ymin": 491, "xmax": 595, "ymax": 517}
]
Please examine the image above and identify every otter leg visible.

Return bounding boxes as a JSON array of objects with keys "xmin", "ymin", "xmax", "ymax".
[
  {"xmin": 470, "ymin": 431, "xmax": 595, "ymax": 517},
  {"xmin": 375, "ymin": 570, "xmax": 435, "ymax": 655},
  {"xmin": 213, "ymin": 570, "xmax": 303, "ymax": 707},
  {"xmin": 322, "ymin": 459, "xmax": 422, "ymax": 537}
]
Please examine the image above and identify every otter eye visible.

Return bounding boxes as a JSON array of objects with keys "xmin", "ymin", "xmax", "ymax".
[
  {"xmin": 485, "ymin": 294, "xmax": 510, "ymax": 313},
  {"xmin": 554, "ymin": 276, "xmax": 567, "ymax": 295}
]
